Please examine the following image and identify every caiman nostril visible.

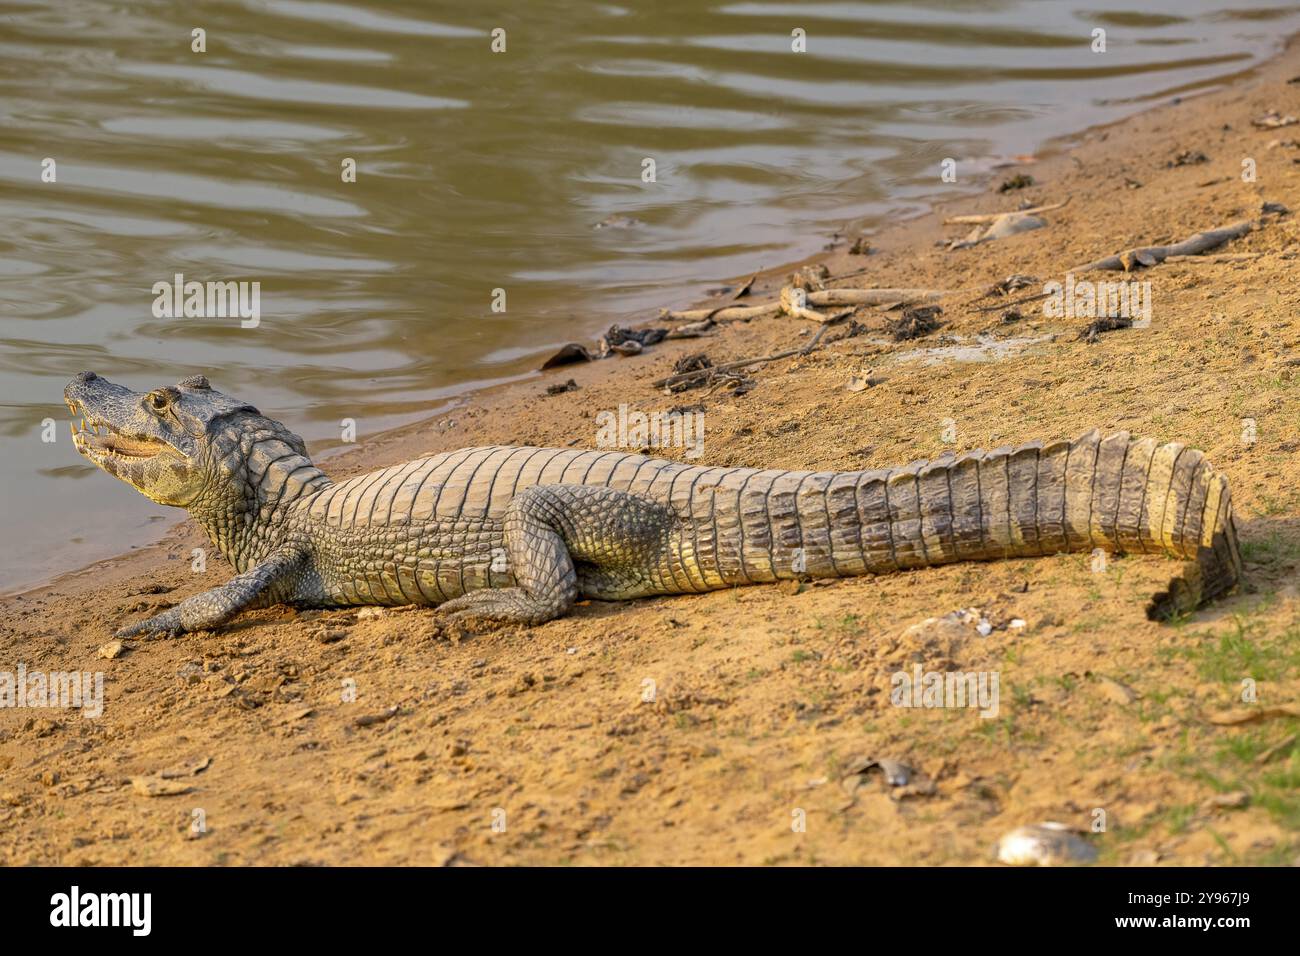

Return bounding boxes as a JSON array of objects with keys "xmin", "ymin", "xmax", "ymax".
[{"xmin": 75, "ymin": 371, "xmax": 98, "ymax": 382}]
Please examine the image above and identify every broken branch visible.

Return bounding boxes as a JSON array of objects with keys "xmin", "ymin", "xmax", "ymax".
[{"xmin": 1075, "ymin": 219, "xmax": 1254, "ymax": 272}]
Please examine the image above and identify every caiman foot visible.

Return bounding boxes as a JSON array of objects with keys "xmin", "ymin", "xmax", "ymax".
[
  {"xmin": 437, "ymin": 587, "xmax": 571, "ymax": 627},
  {"xmin": 113, "ymin": 549, "xmax": 304, "ymax": 638}
]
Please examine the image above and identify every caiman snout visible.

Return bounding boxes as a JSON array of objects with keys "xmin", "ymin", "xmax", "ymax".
[
  {"xmin": 64, "ymin": 371, "xmax": 134, "ymax": 413},
  {"xmin": 64, "ymin": 370, "xmax": 107, "ymax": 413}
]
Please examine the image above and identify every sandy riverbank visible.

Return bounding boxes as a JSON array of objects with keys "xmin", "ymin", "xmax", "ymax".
[{"xmin": 3, "ymin": 39, "xmax": 1299, "ymax": 866}]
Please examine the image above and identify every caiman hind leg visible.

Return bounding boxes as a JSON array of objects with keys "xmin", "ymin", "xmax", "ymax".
[{"xmin": 436, "ymin": 484, "xmax": 676, "ymax": 625}]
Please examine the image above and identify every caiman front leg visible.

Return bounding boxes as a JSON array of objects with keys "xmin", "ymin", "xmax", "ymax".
[
  {"xmin": 437, "ymin": 484, "xmax": 675, "ymax": 626},
  {"xmin": 116, "ymin": 548, "xmax": 306, "ymax": 638}
]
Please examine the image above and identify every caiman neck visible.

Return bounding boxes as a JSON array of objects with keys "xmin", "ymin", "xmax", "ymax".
[{"xmin": 192, "ymin": 445, "xmax": 332, "ymax": 572}]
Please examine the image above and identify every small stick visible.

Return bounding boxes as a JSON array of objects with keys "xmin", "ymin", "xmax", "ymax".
[
  {"xmin": 973, "ymin": 290, "xmax": 1051, "ymax": 313},
  {"xmin": 800, "ymin": 322, "xmax": 832, "ymax": 354},
  {"xmin": 653, "ymin": 336, "xmax": 831, "ymax": 389},
  {"xmin": 943, "ymin": 198, "xmax": 1070, "ymax": 225},
  {"xmin": 659, "ymin": 303, "xmax": 781, "ymax": 323},
  {"xmin": 1164, "ymin": 252, "xmax": 1263, "ymax": 263},
  {"xmin": 660, "ymin": 287, "xmax": 948, "ymax": 324},
  {"xmin": 808, "ymin": 288, "xmax": 949, "ymax": 306}
]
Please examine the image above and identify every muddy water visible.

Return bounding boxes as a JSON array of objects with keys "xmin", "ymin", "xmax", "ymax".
[{"xmin": 3, "ymin": 0, "xmax": 1299, "ymax": 590}]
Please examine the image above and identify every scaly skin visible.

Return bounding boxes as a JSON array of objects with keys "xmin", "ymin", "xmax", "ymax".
[{"xmin": 63, "ymin": 372, "xmax": 1243, "ymax": 637}]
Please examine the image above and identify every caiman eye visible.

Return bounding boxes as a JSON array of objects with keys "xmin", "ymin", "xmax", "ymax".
[{"xmin": 147, "ymin": 390, "xmax": 172, "ymax": 413}]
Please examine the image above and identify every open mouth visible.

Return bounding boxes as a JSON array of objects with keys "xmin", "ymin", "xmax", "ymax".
[{"xmin": 66, "ymin": 399, "xmax": 165, "ymax": 461}]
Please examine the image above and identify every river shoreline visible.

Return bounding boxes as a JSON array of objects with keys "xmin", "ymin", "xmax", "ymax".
[{"xmin": 2, "ymin": 36, "xmax": 1298, "ymax": 865}]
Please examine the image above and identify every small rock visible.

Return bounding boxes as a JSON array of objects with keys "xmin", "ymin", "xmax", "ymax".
[
  {"xmin": 40, "ymin": 771, "xmax": 59, "ymax": 787},
  {"xmin": 98, "ymin": 641, "xmax": 126, "ymax": 660},
  {"xmin": 1166, "ymin": 149, "xmax": 1209, "ymax": 168},
  {"xmin": 546, "ymin": 378, "xmax": 579, "ymax": 396},
  {"xmin": 1095, "ymin": 676, "xmax": 1138, "ymax": 705},
  {"xmin": 982, "ymin": 213, "xmax": 1046, "ymax": 242},
  {"xmin": 998, "ymin": 173, "xmax": 1035, "ymax": 192},
  {"xmin": 876, "ymin": 758, "xmax": 911, "ymax": 786},
  {"xmin": 997, "ymin": 823, "xmax": 1097, "ymax": 866},
  {"xmin": 845, "ymin": 372, "xmax": 883, "ymax": 392},
  {"xmin": 314, "ymin": 628, "xmax": 348, "ymax": 644},
  {"xmin": 353, "ymin": 706, "xmax": 399, "ymax": 728},
  {"xmin": 356, "ymin": 607, "xmax": 386, "ymax": 621},
  {"xmin": 841, "ymin": 755, "xmax": 912, "ymax": 790}
]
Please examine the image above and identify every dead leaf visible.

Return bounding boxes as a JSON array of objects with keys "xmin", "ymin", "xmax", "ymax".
[
  {"xmin": 539, "ymin": 343, "xmax": 593, "ymax": 370},
  {"xmin": 846, "ymin": 372, "xmax": 882, "ymax": 392},
  {"xmin": 732, "ymin": 272, "xmax": 757, "ymax": 300}
]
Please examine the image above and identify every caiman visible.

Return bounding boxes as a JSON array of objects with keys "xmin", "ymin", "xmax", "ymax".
[{"xmin": 63, "ymin": 372, "xmax": 1242, "ymax": 638}]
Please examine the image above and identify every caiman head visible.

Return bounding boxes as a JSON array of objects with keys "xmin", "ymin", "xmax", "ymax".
[{"xmin": 63, "ymin": 372, "xmax": 323, "ymax": 522}]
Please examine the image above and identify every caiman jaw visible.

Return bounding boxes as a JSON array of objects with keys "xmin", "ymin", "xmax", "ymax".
[{"xmin": 66, "ymin": 398, "xmax": 166, "ymax": 463}]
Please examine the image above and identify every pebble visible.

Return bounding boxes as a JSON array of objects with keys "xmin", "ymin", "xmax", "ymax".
[
  {"xmin": 353, "ymin": 706, "xmax": 399, "ymax": 728},
  {"xmin": 1095, "ymin": 676, "xmax": 1138, "ymax": 705},
  {"xmin": 997, "ymin": 823, "xmax": 1097, "ymax": 866},
  {"xmin": 98, "ymin": 640, "xmax": 126, "ymax": 659}
]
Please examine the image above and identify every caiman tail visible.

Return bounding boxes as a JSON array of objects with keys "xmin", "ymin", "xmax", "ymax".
[{"xmin": 705, "ymin": 428, "xmax": 1241, "ymax": 618}]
